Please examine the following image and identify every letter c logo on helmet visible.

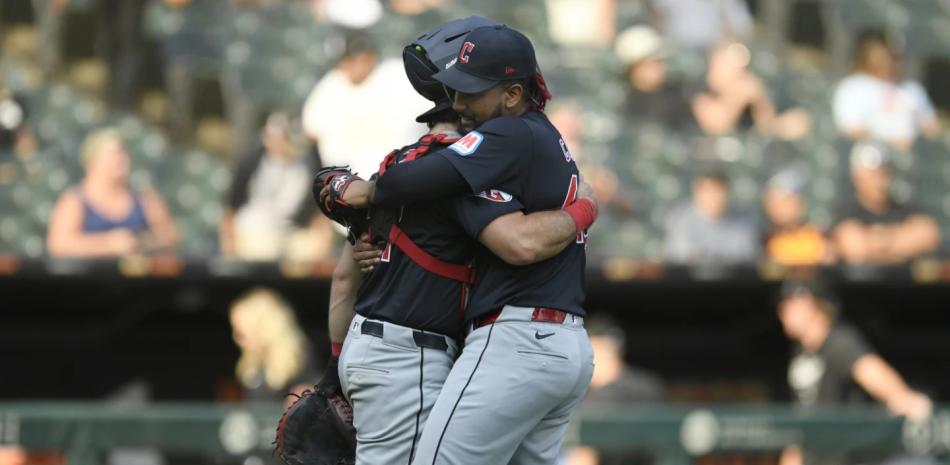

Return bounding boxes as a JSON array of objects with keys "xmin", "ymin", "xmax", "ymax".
[{"xmin": 459, "ymin": 41, "xmax": 475, "ymax": 64}]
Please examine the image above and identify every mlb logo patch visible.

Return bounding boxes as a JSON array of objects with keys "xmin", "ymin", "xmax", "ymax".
[{"xmin": 449, "ymin": 131, "xmax": 484, "ymax": 156}]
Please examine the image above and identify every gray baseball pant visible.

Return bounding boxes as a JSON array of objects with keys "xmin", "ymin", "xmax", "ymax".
[
  {"xmin": 410, "ymin": 305, "xmax": 594, "ymax": 465},
  {"xmin": 339, "ymin": 314, "xmax": 460, "ymax": 465}
]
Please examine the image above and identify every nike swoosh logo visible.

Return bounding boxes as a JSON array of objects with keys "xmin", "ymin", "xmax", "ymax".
[{"xmin": 535, "ymin": 331, "xmax": 555, "ymax": 340}]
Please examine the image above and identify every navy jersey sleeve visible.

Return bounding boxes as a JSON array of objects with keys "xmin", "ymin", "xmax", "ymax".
[
  {"xmin": 445, "ymin": 191, "xmax": 525, "ymax": 239},
  {"xmin": 372, "ymin": 154, "xmax": 469, "ymax": 207},
  {"xmin": 437, "ymin": 116, "xmax": 534, "ymax": 194}
]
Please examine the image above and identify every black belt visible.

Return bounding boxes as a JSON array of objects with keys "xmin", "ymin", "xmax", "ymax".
[{"xmin": 361, "ymin": 320, "xmax": 449, "ymax": 352}]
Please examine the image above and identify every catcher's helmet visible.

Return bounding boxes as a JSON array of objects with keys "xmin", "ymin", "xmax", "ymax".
[{"xmin": 404, "ymin": 16, "xmax": 499, "ymax": 123}]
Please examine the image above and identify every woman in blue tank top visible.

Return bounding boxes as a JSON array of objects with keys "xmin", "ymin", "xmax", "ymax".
[{"xmin": 47, "ymin": 128, "xmax": 180, "ymax": 257}]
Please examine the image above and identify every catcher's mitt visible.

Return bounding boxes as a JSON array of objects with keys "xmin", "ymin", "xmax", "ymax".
[
  {"xmin": 274, "ymin": 386, "xmax": 356, "ymax": 465},
  {"xmin": 313, "ymin": 166, "xmax": 368, "ymax": 244}
]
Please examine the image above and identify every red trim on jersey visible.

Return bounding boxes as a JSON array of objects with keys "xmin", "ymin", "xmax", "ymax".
[{"xmin": 561, "ymin": 174, "xmax": 578, "ymax": 208}]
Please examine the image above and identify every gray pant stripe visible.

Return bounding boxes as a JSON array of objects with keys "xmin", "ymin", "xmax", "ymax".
[
  {"xmin": 407, "ymin": 348, "xmax": 424, "ymax": 465},
  {"xmin": 430, "ymin": 322, "xmax": 496, "ymax": 465}
]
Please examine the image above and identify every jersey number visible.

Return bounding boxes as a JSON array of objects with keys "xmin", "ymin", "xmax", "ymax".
[{"xmin": 561, "ymin": 174, "xmax": 588, "ymax": 245}]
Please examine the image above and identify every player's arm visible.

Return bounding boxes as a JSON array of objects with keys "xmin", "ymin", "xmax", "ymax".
[
  {"xmin": 852, "ymin": 354, "xmax": 932, "ymax": 420},
  {"xmin": 341, "ymin": 120, "xmax": 531, "ymax": 208},
  {"xmin": 337, "ymin": 154, "xmax": 469, "ymax": 208},
  {"xmin": 478, "ymin": 210, "xmax": 577, "ymax": 265},
  {"xmin": 328, "ymin": 243, "xmax": 362, "ymax": 348},
  {"xmin": 479, "ymin": 183, "xmax": 597, "ymax": 265},
  {"xmin": 315, "ymin": 243, "xmax": 363, "ymax": 395}
]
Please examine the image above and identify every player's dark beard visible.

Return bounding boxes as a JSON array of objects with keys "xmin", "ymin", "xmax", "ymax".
[{"xmin": 460, "ymin": 104, "xmax": 504, "ymax": 133}]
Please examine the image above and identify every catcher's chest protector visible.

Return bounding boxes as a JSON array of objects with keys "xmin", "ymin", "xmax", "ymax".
[{"xmin": 374, "ymin": 133, "xmax": 475, "ymax": 284}]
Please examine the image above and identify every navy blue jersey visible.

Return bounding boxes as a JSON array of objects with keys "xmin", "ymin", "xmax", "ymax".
[
  {"xmin": 437, "ymin": 111, "xmax": 588, "ymax": 319},
  {"xmin": 354, "ymin": 133, "xmax": 524, "ymax": 336}
]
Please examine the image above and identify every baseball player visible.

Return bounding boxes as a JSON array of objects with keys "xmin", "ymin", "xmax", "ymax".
[
  {"xmin": 318, "ymin": 18, "xmax": 596, "ymax": 465},
  {"xmin": 333, "ymin": 25, "xmax": 597, "ymax": 465}
]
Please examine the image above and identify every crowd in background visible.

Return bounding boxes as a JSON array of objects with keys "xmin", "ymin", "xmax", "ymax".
[
  {"xmin": 0, "ymin": 2, "xmax": 946, "ymax": 464},
  {"xmin": 0, "ymin": 0, "xmax": 945, "ymax": 267}
]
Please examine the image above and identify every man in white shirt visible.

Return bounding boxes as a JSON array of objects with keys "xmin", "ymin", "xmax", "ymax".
[
  {"xmin": 832, "ymin": 32, "xmax": 940, "ymax": 151},
  {"xmin": 301, "ymin": 33, "xmax": 430, "ymax": 178}
]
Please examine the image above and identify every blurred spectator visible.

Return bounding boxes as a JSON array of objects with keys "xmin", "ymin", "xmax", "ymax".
[
  {"xmin": 832, "ymin": 31, "xmax": 941, "ymax": 151},
  {"xmin": 219, "ymin": 112, "xmax": 334, "ymax": 261},
  {"xmin": 585, "ymin": 315, "xmax": 665, "ymax": 404},
  {"xmin": 692, "ymin": 42, "xmax": 811, "ymax": 139},
  {"xmin": 320, "ymin": 0, "xmax": 383, "ymax": 29},
  {"xmin": 615, "ymin": 25, "xmax": 696, "ymax": 133},
  {"xmin": 762, "ymin": 169, "xmax": 833, "ymax": 267},
  {"xmin": 31, "ymin": 0, "xmax": 68, "ymax": 74},
  {"xmin": 47, "ymin": 128, "xmax": 180, "ymax": 257},
  {"xmin": 0, "ymin": 448, "xmax": 25, "ymax": 465},
  {"xmin": 548, "ymin": 102, "xmax": 633, "ymax": 214},
  {"xmin": 41, "ymin": 0, "xmax": 150, "ymax": 109},
  {"xmin": 389, "ymin": 0, "xmax": 447, "ymax": 16},
  {"xmin": 650, "ymin": 0, "xmax": 752, "ymax": 50},
  {"xmin": 664, "ymin": 169, "xmax": 758, "ymax": 265},
  {"xmin": 776, "ymin": 279, "xmax": 932, "ymax": 465},
  {"xmin": 566, "ymin": 314, "xmax": 664, "ymax": 465},
  {"xmin": 832, "ymin": 142, "xmax": 939, "ymax": 264},
  {"xmin": 546, "ymin": 0, "xmax": 616, "ymax": 47},
  {"xmin": 98, "ymin": 0, "xmax": 149, "ymax": 109},
  {"xmin": 229, "ymin": 288, "xmax": 316, "ymax": 403},
  {"xmin": 301, "ymin": 34, "xmax": 428, "ymax": 179}
]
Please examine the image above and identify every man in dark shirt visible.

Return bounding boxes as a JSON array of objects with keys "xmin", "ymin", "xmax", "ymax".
[
  {"xmin": 219, "ymin": 112, "xmax": 329, "ymax": 261},
  {"xmin": 566, "ymin": 315, "xmax": 664, "ymax": 465},
  {"xmin": 615, "ymin": 25, "xmax": 696, "ymax": 132},
  {"xmin": 776, "ymin": 279, "xmax": 931, "ymax": 465},
  {"xmin": 833, "ymin": 141, "xmax": 940, "ymax": 264}
]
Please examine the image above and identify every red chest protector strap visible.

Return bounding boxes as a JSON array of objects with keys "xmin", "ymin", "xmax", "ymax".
[
  {"xmin": 377, "ymin": 133, "xmax": 460, "ymax": 176},
  {"xmin": 375, "ymin": 132, "xmax": 470, "ymax": 284},
  {"xmin": 388, "ymin": 224, "xmax": 475, "ymax": 284}
]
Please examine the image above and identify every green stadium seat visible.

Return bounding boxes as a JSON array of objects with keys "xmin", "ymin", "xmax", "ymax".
[{"xmin": 833, "ymin": 0, "xmax": 908, "ymax": 32}]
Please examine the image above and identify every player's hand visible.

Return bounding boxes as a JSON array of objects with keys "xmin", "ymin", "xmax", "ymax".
[
  {"xmin": 352, "ymin": 234, "xmax": 383, "ymax": 272},
  {"xmin": 323, "ymin": 179, "xmax": 374, "ymax": 209},
  {"xmin": 577, "ymin": 181, "xmax": 598, "ymax": 212}
]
